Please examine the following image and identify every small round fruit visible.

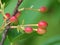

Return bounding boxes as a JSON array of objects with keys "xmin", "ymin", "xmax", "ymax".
[
  {"xmin": 9, "ymin": 16, "xmax": 17, "ymax": 23},
  {"xmin": 37, "ymin": 28, "xmax": 46, "ymax": 35},
  {"xmin": 4, "ymin": 13, "xmax": 11, "ymax": 19},
  {"xmin": 38, "ymin": 21, "xmax": 48, "ymax": 28},
  {"xmin": 15, "ymin": 11, "xmax": 20, "ymax": 18},
  {"xmin": 39, "ymin": 6, "xmax": 47, "ymax": 12},
  {"xmin": 24, "ymin": 27, "xmax": 33, "ymax": 33}
]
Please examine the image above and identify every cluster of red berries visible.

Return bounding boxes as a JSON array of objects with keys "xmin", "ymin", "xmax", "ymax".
[
  {"xmin": 4, "ymin": 6, "xmax": 47, "ymax": 22},
  {"xmin": 37, "ymin": 21, "xmax": 48, "ymax": 34},
  {"xmin": 24, "ymin": 21, "xmax": 48, "ymax": 34},
  {"xmin": 5, "ymin": 11, "xmax": 20, "ymax": 23},
  {"xmin": 4, "ymin": 6, "xmax": 48, "ymax": 35},
  {"xmin": 24, "ymin": 6, "xmax": 48, "ymax": 34}
]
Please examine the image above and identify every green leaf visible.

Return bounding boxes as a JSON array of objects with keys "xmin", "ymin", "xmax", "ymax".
[
  {"xmin": 7, "ymin": 0, "xmax": 60, "ymax": 45},
  {"xmin": 0, "ymin": 0, "xmax": 60, "ymax": 45}
]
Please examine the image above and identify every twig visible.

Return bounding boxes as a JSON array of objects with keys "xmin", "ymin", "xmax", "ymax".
[
  {"xmin": 0, "ymin": 24, "xmax": 10, "ymax": 45},
  {"xmin": 0, "ymin": 0, "xmax": 23, "ymax": 45},
  {"xmin": 13, "ymin": 0, "xmax": 23, "ymax": 16}
]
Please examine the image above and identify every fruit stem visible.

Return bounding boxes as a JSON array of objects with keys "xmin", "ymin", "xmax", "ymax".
[
  {"xmin": 10, "ymin": 26, "xmax": 17, "ymax": 28},
  {"xmin": 10, "ymin": 24, "xmax": 38, "ymax": 28},
  {"xmin": 33, "ymin": 28, "xmax": 37, "ymax": 31},
  {"xmin": 10, "ymin": 26, "xmax": 37, "ymax": 31},
  {"xmin": 21, "ymin": 24, "xmax": 38, "ymax": 26},
  {"xmin": 0, "ymin": 22, "xmax": 11, "ymax": 31},
  {"xmin": 18, "ymin": 8, "xmax": 40, "ymax": 11},
  {"xmin": 1, "ymin": 10, "xmax": 7, "ymax": 19},
  {"xmin": 0, "ymin": 0, "xmax": 7, "ymax": 19},
  {"xmin": 5, "ymin": 22, "xmax": 11, "ymax": 27},
  {"xmin": 10, "ymin": 26, "xmax": 24, "ymax": 30},
  {"xmin": 25, "ymin": 8, "xmax": 39, "ymax": 11}
]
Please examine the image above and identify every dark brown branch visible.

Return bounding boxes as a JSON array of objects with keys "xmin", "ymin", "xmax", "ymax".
[
  {"xmin": 0, "ymin": 25, "xmax": 10, "ymax": 45},
  {"xmin": 0, "ymin": 0, "xmax": 23, "ymax": 45},
  {"xmin": 13, "ymin": 0, "xmax": 23, "ymax": 16}
]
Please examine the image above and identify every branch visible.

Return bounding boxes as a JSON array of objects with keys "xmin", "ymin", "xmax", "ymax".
[
  {"xmin": 0, "ymin": 24, "xmax": 10, "ymax": 45},
  {"xmin": 13, "ymin": 0, "xmax": 23, "ymax": 16},
  {"xmin": 0, "ymin": 0, "xmax": 23, "ymax": 45}
]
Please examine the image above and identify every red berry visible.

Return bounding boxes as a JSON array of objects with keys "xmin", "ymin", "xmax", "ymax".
[
  {"xmin": 39, "ymin": 6, "xmax": 47, "ymax": 12},
  {"xmin": 24, "ymin": 27, "xmax": 33, "ymax": 33},
  {"xmin": 37, "ymin": 28, "xmax": 46, "ymax": 35},
  {"xmin": 38, "ymin": 21, "xmax": 48, "ymax": 28},
  {"xmin": 15, "ymin": 11, "xmax": 20, "ymax": 18},
  {"xmin": 4, "ymin": 13, "xmax": 11, "ymax": 19},
  {"xmin": 10, "ymin": 16, "xmax": 17, "ymax": 23}
]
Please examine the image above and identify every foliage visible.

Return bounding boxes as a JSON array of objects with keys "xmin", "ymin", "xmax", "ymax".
[{"xmin": 0, "ymin": 0, "xmax": 60, "ymax": 45}]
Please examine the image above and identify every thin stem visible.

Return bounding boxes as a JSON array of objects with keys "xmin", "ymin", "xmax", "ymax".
[
  {"xmin": 22, "ymin": 24, "xmax": 38, "ymax": 26},
  {"xmin": 10, "ymin": 24, "xmax": 38, "ymax": 28},
  {"xmin": 0, "ymin": 1, "xmax": 7, "ymax": 18},
  {"xmin": 1, "ymin": 10, "xmax": 7, "ymax": 19},
  {"xmin": 33, "ymin": 28, "xmax": 37, "ymax": 31},
  {"xmin": 18, "ymin": 8, "xmax": 40, "ymax": 11},
  {"xmin": 24, "ymin": 8, "xmax": 39, "ymax": 11},
  {"xmin": 10, "ymin": 26, "xmax": 37, "ymax": 31},
  {"xmin": 4, "ymin": 22, "xmax": 11, "ymax": 27}
]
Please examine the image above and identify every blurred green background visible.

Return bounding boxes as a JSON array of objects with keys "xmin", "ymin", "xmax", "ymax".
[{"xmin": 0, "ymin": 0, "xmax": 60, "ymax": 45}]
